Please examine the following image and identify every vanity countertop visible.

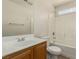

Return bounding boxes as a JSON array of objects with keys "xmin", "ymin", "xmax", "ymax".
[{"xmin": 2, "ymin": 35, "xmax": 47, "ymax": 57}]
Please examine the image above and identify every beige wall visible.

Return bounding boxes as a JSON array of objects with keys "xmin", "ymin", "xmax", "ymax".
[
  {"xmin": 53, "ymin": 2, "xmax": 76, "ymax": 48},
  {"xmin": 31, "ymin": 0, "xmax": 55, "ymax": 36}
]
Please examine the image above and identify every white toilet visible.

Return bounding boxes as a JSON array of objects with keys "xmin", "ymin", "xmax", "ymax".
[
  {"xmin": 47, "ymin": 46, "xmax": 62, "ymax": 59},
  {"xmin": 36, "ymin": 35, "xmax": 62, "ymax": 59}
]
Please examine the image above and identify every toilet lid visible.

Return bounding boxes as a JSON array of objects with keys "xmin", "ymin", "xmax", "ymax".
[{"xmin": 48, "ymin": 46, "xmax": 62, "ymax": 52}]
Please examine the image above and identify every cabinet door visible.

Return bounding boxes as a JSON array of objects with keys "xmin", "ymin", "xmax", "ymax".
[
  {"xmin": 3, "ymin": 48, "xmax": 33, "ymax": 59},
  {"xmin": 11, "ymin": 49, "xmax": 33, "ymax": 59},
  {"xmin": 34, "ymin": 42, "xmax": 47, "ymax": 59}
]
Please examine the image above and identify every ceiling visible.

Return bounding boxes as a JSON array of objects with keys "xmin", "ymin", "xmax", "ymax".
[
  {"xmin": 11, "ymin": 0, "xmax": 75, "ymax": 6},
  {"xmin": 52, "ymin": 0, "xmax": 75, "ymax": 6},
  {"xmin": 9, "ymin": 0, "xmax": 75, "ymax": 7}
]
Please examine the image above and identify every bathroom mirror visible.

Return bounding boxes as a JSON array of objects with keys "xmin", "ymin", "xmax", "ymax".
[
  {"xmin": 2, "ymin": 0, "xmax": 50, "ymax": 37},
  {"xmin": 2, "ymin": 0, "xmax": 34, "ymax": 36}
]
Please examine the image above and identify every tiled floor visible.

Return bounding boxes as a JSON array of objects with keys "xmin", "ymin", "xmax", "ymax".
[
  {"xmin": 47, "ymin": 53, "xmax": 70, "ymax": 59},
  {"xmin": 58, "ymin": 55, "xmax": 70, "ymax": 59}
]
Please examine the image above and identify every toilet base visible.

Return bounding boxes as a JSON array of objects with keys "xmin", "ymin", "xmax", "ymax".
[{"xmin": 51, "ymin": 55, "xmax": 58, "ymax": 59}]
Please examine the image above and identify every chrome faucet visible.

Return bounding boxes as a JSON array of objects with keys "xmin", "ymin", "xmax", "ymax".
[{"xmin": 17, "ymin": 37, "xmax": 25, "ymax": 42}]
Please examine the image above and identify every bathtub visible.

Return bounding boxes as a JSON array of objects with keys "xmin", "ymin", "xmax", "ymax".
[{"xmin": 53, "ymin": 42, "xmax": 76, "ymax": 59}]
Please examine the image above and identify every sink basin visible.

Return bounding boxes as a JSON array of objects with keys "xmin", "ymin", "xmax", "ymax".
[{"xmin": 3, "ymin": 38, "xmax": 37, "ymax": 49}]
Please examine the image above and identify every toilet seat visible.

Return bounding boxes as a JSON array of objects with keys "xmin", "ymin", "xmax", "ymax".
[{"xmin": 47, "ymin": 46, "xmax": 62, "ymax": 55}]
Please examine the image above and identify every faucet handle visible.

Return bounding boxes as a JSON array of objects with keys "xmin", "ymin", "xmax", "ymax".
[
  {"xmin": 21, "ymin": 37, "xmax": 25, "ymax": 41},
  {"xmin": 16, "ymin": 38, "xmax": 21, "ymax": 42}
]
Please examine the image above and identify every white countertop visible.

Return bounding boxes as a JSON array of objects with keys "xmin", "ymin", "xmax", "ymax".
[{"xmin": 2, "ymin": 34, "xmax": 47, "ymax": 56}]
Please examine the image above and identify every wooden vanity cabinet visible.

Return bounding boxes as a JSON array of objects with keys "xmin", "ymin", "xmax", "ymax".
[
  {"xmin": 3, "ymin": 41, "xmax": 47, "ymax": 59},
  {"xmin": 33, "ymin": 42, "xmax": 47, "ymax": 59}
]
